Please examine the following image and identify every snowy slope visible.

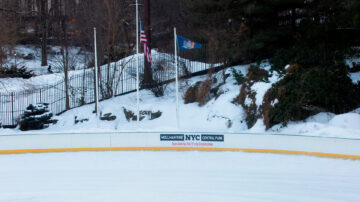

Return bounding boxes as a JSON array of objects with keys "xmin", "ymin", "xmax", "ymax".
[
  {"xmin": 36, "ymin": 65, "xmax": 250, "ymax": 133},
  {"xmin": 1, "ymin": 64, "xmax": 359, "ymax": 139},
  {"xmin": 0, "ymin": 45, "xmax": 88, "ymax": 93},
  {"xmin": 0, "ymin": 47, "xmax": 215, "ymax": 93}
]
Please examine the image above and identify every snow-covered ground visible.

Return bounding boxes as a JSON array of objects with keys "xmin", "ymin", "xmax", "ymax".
[
  {"xmin": 0, "ymin": 47, "xmax": 212, "ymax": 93},
  {"xmin": 0, "ymin": 45, "xmax": 89, "ymax": 93},
  {"xmin": 1, "ymin": 49, "xmax": 360, "ymax": 138},
  {"xmin": 1, "ymin": 63, "xmax": 360, "ymax": 139},
  {"xmin": 0, "ymin": 151, "xmax": 359, "ymax": 202},
  {"xmin": 0, "ymin": 65, "xmax": 248, "ymax": 134},
  {"xmin": 269, "ymin": 111, "xmax": 360, "ymax": 138},
  {"xmin": 0, "ymin": 48, "xmax": 218, "ymax": 127},
  {"xmin": 11, "ymin": 45, "xmax": 88, "ymax": 75}
]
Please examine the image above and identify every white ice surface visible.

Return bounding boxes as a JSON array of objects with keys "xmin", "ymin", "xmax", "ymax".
[{"xmin": 0, "ymin": 151, "xmax": 359, "ymax": 202}]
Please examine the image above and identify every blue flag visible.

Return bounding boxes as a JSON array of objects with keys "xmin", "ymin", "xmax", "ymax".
[{"xmin": 177, "ymin": 35, "xmax": 202, "ymax": 50}]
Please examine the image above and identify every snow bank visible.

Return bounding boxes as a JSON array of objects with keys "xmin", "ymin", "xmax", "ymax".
[
  {"xmin": 270, "ymin": 110, "xmax": 360, "ymax": 138},
  {"xmin": 329, "ymin": 113, "xmax": 360, "ymax": 130}
]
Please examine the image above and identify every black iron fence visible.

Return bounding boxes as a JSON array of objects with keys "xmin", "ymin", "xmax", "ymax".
[{"xmin": 0, "ymin": 48, "xmax": 220, "ymax": 127}]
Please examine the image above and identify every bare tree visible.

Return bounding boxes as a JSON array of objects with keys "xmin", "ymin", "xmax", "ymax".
[
  {"xmin": 75, "ymin": 0, "xmax": 134, "ymax": 99},
  {"xmin": 100, "ymin": 0, "xmax": 133, "ymax": 98},
  {"xmin": 0, "ymin": 1, "xmax": 18, "ymax": 68},
  {"xmin": 51, "ymin": 0, "xmax": 77, "ymax": 110},
  {"xmin": 39, "ymin": 0, "xmax": 48, "ymax": 66}
]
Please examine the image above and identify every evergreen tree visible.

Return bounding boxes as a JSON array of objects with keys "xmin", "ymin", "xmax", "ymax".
[
  {"xmin": 19, "ymin": 103, "xmax": 56, "ymax": 131},
  {"xmin": 189, "ymin": 0, "xmax": 360, "ymax": 63},
  {"xmin": 262, "ymin": 0, "xmax": 360, "ymax": 128},
  {"xmin": 190, "ymin": 0, "xmax": 360, "ymax": 128}
]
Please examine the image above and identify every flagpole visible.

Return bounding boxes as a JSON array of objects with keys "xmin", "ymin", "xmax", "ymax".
[
  {"xmin": 174, "ymin": 27, "xmax": 180, "ymax": 129},
  {"xmin": 136, "ymin": 0, "xmax": 140, "ymax": 125},
  {"xmin": 94, "ymin": 27, "xmax": 99, "ymax": 119}
]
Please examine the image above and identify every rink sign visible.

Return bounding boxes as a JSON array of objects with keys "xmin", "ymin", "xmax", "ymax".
[{"xmin": 160, "ymin": 134, "xmax": 224, "ymax": 147}]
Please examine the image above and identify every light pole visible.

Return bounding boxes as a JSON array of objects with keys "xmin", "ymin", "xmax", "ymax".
[
  {"xmin": 94, "ymin": 27, "xmax": 99, "ymax": 118},
  {"xmin": 136, "ymin": 0, "xmax": 140, "ymax": 125},
  {"xmin": 14, "ymin": 53, "xmax": 17, "ymax": 67}
]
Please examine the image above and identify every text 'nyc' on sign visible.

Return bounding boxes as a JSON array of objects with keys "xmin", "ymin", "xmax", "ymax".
[{"xmin": 160, "ymin": 134, "xmax": 224, "ymax": 142}]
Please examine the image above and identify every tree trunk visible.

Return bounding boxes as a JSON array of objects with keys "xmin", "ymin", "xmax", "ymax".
[
  {"xmin": 64, "ymin": 45, "xmax": 70, "ymax": 110},
  {"xmin": 143, "ymin": 0, "xmax": 153, "ymax": 89},
  {"xmin": 64, "ymin": 47, "xmax": 70, "ymax": 110},
  {"xmin": 60, "ymin": 9, "xmax": 70, "ymax": 110},
  {"xmin": 40, "ymin": 0, "xmax": 48, "ymax": 66}
]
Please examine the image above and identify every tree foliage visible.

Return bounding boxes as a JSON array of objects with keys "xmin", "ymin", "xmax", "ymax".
[
  {"xmin": 188, "ymin": 0, "xmax": 360, "ymax": 63},
  {"xmin": 19, "ymin": 103, "xmax": 57, "ymax": 131},
  {"xmin": 189, "ymin": 0, "xmax": 360, "ymax": 128}
]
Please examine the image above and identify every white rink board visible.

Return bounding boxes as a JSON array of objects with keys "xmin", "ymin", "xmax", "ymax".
[{"xmin": 1, "ymin": 132, "xmax": 360, "ymax": 156}]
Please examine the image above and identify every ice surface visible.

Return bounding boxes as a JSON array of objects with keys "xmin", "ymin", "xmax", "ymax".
[{"xmin": 0, "ymin": 151, "xmax": 359, "ymax": 202}]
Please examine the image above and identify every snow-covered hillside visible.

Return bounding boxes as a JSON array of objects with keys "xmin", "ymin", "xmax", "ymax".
[
  {"xmin": 0, "ymin": 45, "xmax": 88, "ymax": 93},
  {"xmin": 1, "ymin": 63, "xmax": 359, "ymax": 139}
]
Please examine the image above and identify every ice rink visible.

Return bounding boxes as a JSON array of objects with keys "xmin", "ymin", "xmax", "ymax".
[{"xmin": 1, "ymin": 151, "xmax": 360, "ymax": 201}]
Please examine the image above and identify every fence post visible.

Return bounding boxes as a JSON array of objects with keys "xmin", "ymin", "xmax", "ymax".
[
  {"xmin": 40, "ymin": 89, "xmax": 42, "ymax": 103},
  {"xmin": 11, "ymin": 92, "xmax": 14, "ymax": 126},
  {"xmin": 204, "ymin": 43, "xmax": 207, "ymax": 70}
]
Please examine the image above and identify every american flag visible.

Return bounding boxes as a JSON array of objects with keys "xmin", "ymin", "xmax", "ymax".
[{"xmin": 140, "ymin": 22, "xmax": 152, "ymax": 63}]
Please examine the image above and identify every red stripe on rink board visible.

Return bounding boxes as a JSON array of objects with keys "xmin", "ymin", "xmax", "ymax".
[{"xmin": 0, "ymin": 147, "xmax": 360, "ymax": 160}]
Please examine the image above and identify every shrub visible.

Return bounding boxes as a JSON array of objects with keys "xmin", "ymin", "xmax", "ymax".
[
  {"xmin": 245, "ymin": 65, "xmax": 269, "ymax": 83},
  {"xmin": 234, "ymin": 66, "xmax": 269, "ymax": 128},
  {"xmin": 0, "ymin": 66, "xmax": 34, "ymax": 79},
  {"xmin": 270, "ymin": 47, "xmax": 348, "ymax": 72},
  {"xmin": 196, "ymin": 79, "xmax": 212, "ymax": 106},
  {"xmin": 184, "ymin": 81, "xmax": 202, "ymax": 104},
  {"xmin": 262, "ymin": 65, "xmax": 360, "ymax": 129},
  {"xmin": 231, "ymin": 68, "xmax": 244, "ymax": 85},
  {"xmin": 23, "ymin": 53, "xmax": 35, "ymax": 60},
  {"xmin": 150, "ymin": 81, "xmax": 165, "ymax": 97},
  {"xmin": 19, "ymin": 103, "xmax": 57, "ymax": 131},
  {"xmin": 184, "ymin": 68, "xmax": 219, "ymax": 106},
  {"xmin": 184, "ymin": 80, "xmax": 212, "ymax": 106},
  {"xmin": 148, "ymin": 60, "xmax": 168, "ymax": 97},
  {"xmin": 262, "ymin": 44, "xmax": 360, "ymax": 129},
  {"xmin": 285, "ymin": 63, "xmax": 301, "ymax": 74}
]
